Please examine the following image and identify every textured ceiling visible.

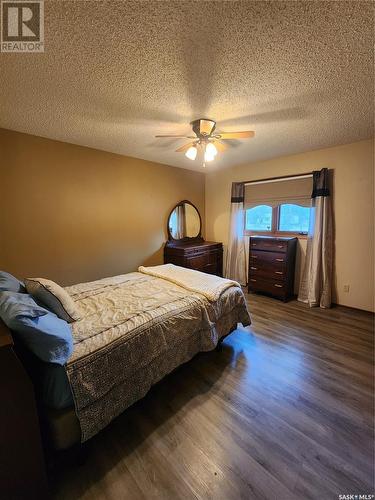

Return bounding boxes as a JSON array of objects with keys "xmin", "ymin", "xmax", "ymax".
[{"xmin": 0, "ymin": 0, "xmax": 373, "ymax": 171}]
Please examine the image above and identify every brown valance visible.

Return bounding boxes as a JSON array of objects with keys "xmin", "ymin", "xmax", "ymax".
[{"xmin": 244, "ymin": 176, "xmax": 313, "ymax": 208}]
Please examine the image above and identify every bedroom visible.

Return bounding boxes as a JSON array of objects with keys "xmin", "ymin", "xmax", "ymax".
[{"xmin": 0, "ymin": 1, "xmax": 374, "ymax": 499}]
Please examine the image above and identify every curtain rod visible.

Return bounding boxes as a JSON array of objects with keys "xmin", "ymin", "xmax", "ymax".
[{"xmin": 244, "ymin": 172, "xmax": 313, "ymax": 186}]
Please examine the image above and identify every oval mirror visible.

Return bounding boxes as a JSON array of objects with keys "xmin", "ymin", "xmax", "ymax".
[{"xmin": 168, "ymin": 201, "xmax": 202, "ymax": 240}]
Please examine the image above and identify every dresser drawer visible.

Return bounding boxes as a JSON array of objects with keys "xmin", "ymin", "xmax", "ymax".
[
  {"xmin": 250, "ymin": 238, "xmax": 287, "ymax": 253},
  {"xmin": 248, "ymin": 277, "xmax": 286, "ymax": 297},
  {"xmin": 249, "ymin": 265, "xmax": 286, "ymax": 281},
  {"xmin": 186, "ymin": 253, "xmax": 208, "ymax": 270},
  {"xmin": 186, "ymin": 248, "xmax": 207, "ymax": 256},
  {"xmin": 250, "ymin": 250, "xmax": 286, "ymax": 265},
  {"xmin": 203, "ymin": 263, "xmax": 218, "ymax": 275},
  {"xmin": 207, "ymin": 250, "xmax": 221, "ymax": 264}
]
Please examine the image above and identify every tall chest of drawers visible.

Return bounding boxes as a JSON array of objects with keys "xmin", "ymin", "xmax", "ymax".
[{"xmin": 248, "ymin": 236, "xmax": 297, "ymax": 301}]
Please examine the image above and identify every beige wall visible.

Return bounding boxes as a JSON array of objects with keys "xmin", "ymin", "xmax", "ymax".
[
  {"xmin": 206, "ymin": 139, "xmax": 374, "ymax": 312},
  {"xmin": 1, "ymin": 129, "xmax": 373, "ymax": 311},
  {"xmin": 0, "ymin": 129, "xmax": 205, "ymax": 286}
]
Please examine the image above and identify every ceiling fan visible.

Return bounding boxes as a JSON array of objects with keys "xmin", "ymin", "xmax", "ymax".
[{"xmin": 155, "ymin": 118, "xmax": 255, "ymax": 165}]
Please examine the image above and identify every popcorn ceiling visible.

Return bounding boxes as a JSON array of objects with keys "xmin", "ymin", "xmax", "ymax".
[{"xmin": 0, "ymin": 0, "xmax": 373, "ymax": 171}]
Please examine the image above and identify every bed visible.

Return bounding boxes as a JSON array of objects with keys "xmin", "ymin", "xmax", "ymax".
[{"xmin": 8, "ymin": 265, "xmax": 251, "ymax": 450}]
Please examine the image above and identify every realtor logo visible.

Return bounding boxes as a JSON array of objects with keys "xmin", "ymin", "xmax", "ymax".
[{"xmin": 1, "ymin": 0, "xmax": 44, "ymax": 52}]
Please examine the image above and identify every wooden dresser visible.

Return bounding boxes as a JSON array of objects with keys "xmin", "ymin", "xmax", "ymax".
[
  {"xmin": 248, "ymin": 236, "xmax": 297, "ymax": 301},
  {"xmin": 164, "ymin": 240, "xmax": 223, "ymax": 276},
  {"xmin": 165, "ymin": 200, "xmax": 223, "ymax": 276}
]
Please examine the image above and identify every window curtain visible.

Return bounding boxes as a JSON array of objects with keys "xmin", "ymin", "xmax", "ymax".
[
  {"xmin": 298, "ymin": 168, "xmax": 333, "ymax": 308},
  {"xmin": 225, "ymin": 182, "xmax": 247, "ymax": 285},
  {"xmin": 175, "ymin": 204, "xmax": 186, "ymax": 239}
]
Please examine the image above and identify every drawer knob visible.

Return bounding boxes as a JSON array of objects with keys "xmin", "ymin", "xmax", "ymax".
[
  {"xmin": 274, "ymin": 284, "xmax": 283, "ymax": 288},
  {"xmin": 275, "ymin": 271, "xmax": 283, "ymax": 275},
  {"xmin": 250, "ymin": 267, "xmax": 257, "ymax": 270},
  {"xmin": 250, "ymin": 279, "xmax": 257, "ymax": 282},
  {"xmin": 252, "ymin": 255, "xmax": 258, "ymax": 259},
  {"xmin": 275, "ymin": 258, "xmax": 284, "ymax": 262}
]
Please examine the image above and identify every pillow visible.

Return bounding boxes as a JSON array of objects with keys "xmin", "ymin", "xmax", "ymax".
[
  {"xmin": 24, "ymin": 277, "xmax": 81, "ymax": 323},
  {"xmin": 0, "ymin": 291, "xmax": 47, "ymax": 319},
  {"xmin": 0, "ymin": 291, "xmax": 73, "ymax": 365},
  {"xmin": 0, "ymin": 270, "xmax": 26, "ymax": 293}
]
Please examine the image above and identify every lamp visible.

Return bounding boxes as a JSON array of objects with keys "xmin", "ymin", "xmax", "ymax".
[{"xmin": 185, "ymin": 145, "xmax": 198, "ymax": 160}]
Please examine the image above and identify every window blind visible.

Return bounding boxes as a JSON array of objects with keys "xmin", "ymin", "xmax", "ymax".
[{"xmin": 244, "ymin": 176, "xmax": 313, "ymax": 208}]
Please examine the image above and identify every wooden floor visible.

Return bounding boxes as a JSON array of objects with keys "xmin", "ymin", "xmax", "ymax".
[{"xmin": 52, "ymin": 294, "xmax": 374, "ymax": 500}]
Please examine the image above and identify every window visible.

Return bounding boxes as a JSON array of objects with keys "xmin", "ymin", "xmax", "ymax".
[
  {"xmin": 278, "ymin": 204, "xmax": 310, "ymax": 233},
  {"xmin": 245, "ymin": 203, "xmax": 311, "ymax": 235},
  {"xmin": 244, "ymin": 175, "xmax": 313, "ymax": 237},
  {"xmin": 245, "ymin": 205, "xmax": 272, "ymax": 232}
]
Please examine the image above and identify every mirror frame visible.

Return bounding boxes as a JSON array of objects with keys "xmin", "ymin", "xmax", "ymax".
[{"xmin": 167, "ymin": 200, "xmax": 203, "ymax": 242}]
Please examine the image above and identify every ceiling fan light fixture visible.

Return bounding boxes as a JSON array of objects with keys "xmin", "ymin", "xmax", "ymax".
[
  {"xmin": 204, "ymin": 150, "xmax": 215, "ymax": 162},
  {"xmin": 185, "ymin": 145, "xmax": 198, "ymax": 160},
  {"xmin": 205, "ymin": 142, "xmax": 218, "ymax": 157},
  {"xmin": 156, "ymin": 118, "xmax": 255, "ymax": 166}
]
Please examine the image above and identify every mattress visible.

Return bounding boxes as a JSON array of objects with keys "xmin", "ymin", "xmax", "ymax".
[
  {"xmin": 64, "ymin": 269, "xmax": 250, "ymax": 442},
  {"xmin": 33, "ymin": 267, "xmax": 250, "ymax": 446},
  {"xmin": 37, "ymin": 275, "xmax": 244, "ymax": 412},
  {"xmin": 37, "ymin": 269, "xmax": 247, "ymax": 408}
]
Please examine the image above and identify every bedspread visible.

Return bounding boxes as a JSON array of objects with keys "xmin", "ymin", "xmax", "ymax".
[
  {"xmin": 138, "ymin": 263, "xmax": 239, "ymax": 301},
  {"xmin": 64, "ymin": 270, "xmax": 250, "ymax": 441}
]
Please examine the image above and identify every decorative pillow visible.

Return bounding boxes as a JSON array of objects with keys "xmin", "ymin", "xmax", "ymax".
[
  {"xmin": 24, "ymin": 277, "xmax": 81, "ymax": 323},
  {"xmin": 0, "ymin": 291, "xmax": 73, "ymax": 365},
  {"xmin": 0, "ymin": 270, "xmax": 26, "ymax": 293}
]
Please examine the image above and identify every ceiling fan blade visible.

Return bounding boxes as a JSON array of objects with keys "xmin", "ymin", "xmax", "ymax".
[
  {"xmin": 155, "ymin": 135, "xmax": 196, "ymax": 138},
  {"xmin": 213, "ymin": 141, "xmax": 229, "ymax": 152},
  {"xmin": 217, "ymin": 131, "xmax": 255, "ymax": 139},
  {"xmin": 175, "ymin": 142, "xmax": 196, "ymax": 153}
]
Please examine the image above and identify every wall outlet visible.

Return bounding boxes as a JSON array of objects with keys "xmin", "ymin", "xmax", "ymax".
[{"xmin": 343, "ymin": 284, "xmax": 350, "ymax": 293}]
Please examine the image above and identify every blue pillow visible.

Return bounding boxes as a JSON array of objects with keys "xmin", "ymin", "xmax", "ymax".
[
  {"xmin": 0, "ymin": 291, "xmax": 73, "ymax": 365},
  {"xmin": 0, "ymin": 271, "xmax": 26, "ymax": 293},
  {"xmin": 0, "ymin": 290, "xmax": 47, "ymax": 318}
]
